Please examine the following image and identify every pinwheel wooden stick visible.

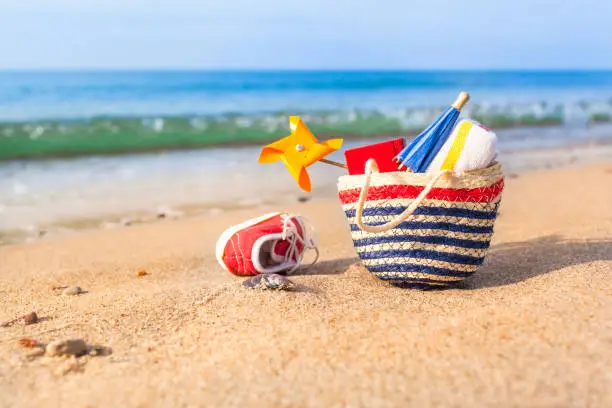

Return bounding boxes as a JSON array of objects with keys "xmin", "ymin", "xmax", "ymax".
[
  {"xmin": 258, "ymin": 116, "xmax": 345, "ymax": 192},
  {"xmin": 320, "ymin": 158, "xmax": 347, "ymax": 169}
]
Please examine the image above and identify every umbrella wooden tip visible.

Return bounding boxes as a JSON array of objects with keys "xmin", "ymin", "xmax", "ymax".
[{"xmin": 452, "ymin": 92, "xmax": 470, "ymax": 110}]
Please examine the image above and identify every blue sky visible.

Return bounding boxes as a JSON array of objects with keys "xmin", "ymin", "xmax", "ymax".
[{"xmin": 0, "ymin": 0, "xmax": 611, "ymax": 69}]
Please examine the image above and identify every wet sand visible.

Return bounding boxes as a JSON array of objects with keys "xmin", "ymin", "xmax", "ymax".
[{"xmin": 2, "ymin": 138, "xmax": 612, "ymax": 246}]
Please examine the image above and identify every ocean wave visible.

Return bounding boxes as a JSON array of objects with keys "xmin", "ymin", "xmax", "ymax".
[{"xmin": 1, "ymin": 101, "xmax": 611, "ymax": 160}]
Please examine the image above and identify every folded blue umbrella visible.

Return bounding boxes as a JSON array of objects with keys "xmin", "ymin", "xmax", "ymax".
[{"xmin": 396, "ymin": 92, "xmax": 470, "ymax": 172}]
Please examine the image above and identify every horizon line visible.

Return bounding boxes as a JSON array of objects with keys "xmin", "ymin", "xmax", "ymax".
[{"xmin": 1, "ymin": 67, "xmax": 612, "ymax": 73}]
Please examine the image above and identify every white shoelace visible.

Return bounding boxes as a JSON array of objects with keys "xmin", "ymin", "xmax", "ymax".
[{"xmin": 280, "ymin": 213, "xmax": 319, "ymax": 273}]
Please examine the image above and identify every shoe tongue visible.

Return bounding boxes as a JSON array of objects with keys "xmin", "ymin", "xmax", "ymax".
[
  {"xmin": 270, "ymin": 218, "xmax": 305, "ymax": 263},
  {"xmin": 272, "ymin": 239, "xmax": 290, "ymax": 258}
]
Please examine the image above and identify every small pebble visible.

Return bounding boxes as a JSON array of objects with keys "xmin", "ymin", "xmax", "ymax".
[
  {"xmin": 243, "ymin": 274, "xmax": 295, "ymax": 290},
  {"xmin": 120, "ymin": 217, "xmax": 134, "ymax": 227},
  {"xmin": 45, "ymin": 338, "xmax": 88, "ymax": 357},
  {"xmin": 156, "ymin": 206, "xmax": 183, "ymax": 219},
  {"xmin": 63, "ymin": 286, "xmax": 84, "ymax": 296},
  {"xmin": 297, "ymin": 196, "xmax": 311, "ymax": 203},
  {"xmin": 23, "ymin": 312, "xmax": 38, "ymax": 325}
]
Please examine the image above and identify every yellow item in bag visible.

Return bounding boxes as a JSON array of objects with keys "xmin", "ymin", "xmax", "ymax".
[{"xmin": 426, "ymin": 119, "xmax": 497, "ymax": 173}]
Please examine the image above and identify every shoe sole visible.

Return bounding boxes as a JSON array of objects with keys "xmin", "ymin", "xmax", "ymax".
[{"xmin": 215, "ymin": 212, "xmax": 281, "ymax": 273}]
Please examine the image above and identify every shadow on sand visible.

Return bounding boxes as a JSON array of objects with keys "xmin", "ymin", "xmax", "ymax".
[
  {"xmin": 293, "ymin": 257, "xmax": 359, "ymax": 276},
  {"xmin": 461, "ymin": 234, "xmax": 612, "ymax": 289}
]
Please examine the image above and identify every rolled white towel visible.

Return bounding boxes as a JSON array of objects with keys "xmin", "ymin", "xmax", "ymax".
[{"xmin": 426, "ymin": 119, "xmax": 497, "ymax": 173}]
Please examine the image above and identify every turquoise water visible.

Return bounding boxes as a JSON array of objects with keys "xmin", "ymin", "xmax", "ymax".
[{"xmin": 1, "ymin": 70, "xmax": 612, "ymax": 160}]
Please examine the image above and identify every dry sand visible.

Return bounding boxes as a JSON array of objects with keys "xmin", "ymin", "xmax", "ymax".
[{"xmin": 0, "ymin": 163, "xmax": 611, "ymax": 407}]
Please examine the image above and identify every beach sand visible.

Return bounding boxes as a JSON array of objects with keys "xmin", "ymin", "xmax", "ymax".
[{"xmin": 1, "ymin": 163, "xmax": 611, "ymax": 407}]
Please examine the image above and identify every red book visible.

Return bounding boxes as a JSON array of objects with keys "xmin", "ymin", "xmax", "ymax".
[{"xmin": 344, "ymin": 138, "xmax": 405, "ymax": 175}]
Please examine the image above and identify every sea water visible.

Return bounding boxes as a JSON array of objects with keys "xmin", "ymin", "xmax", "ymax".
[{"xmin": 1, "ymin": 70, "xmax": 611, "ymax": 237}]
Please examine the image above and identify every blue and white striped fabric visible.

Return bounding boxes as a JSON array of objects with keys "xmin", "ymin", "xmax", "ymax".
[{"xmin": 338, "ymin": 164, "xmax": 504, "ymax": 288}]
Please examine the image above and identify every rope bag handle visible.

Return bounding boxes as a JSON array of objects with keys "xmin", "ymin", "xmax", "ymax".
[{"xmin": 355, "ymin": 159, "xmax": 448, "ymax": 233}]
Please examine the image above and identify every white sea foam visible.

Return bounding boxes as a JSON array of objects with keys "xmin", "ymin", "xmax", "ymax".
[
  {"xmin": 189, "ymin": 117, "xmax": 209, "ymax": 130},
  {"xmin": 29, "ymin": 126, "xmax": 45, "ymax": 140}
]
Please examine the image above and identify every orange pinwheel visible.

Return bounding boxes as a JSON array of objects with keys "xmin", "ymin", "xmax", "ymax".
[{"xmin": 258, "ymin": 116, "xmax": 344, "ymax": 192}]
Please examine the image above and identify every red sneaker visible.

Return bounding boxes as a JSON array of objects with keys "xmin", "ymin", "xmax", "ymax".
[{"xmin": 216, "ymin": 212, "xmax": 318, "ymax": 276}]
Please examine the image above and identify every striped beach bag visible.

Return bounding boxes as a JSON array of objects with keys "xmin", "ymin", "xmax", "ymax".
[{"xmin": 338, "ymin": 159, "xmax": 504, "ymax": 288}]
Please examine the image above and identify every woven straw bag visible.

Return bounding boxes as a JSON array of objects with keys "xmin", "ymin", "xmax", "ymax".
[{"xmin": 338, "ymin": 159, "xmax": 504, "ymax": 288}]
